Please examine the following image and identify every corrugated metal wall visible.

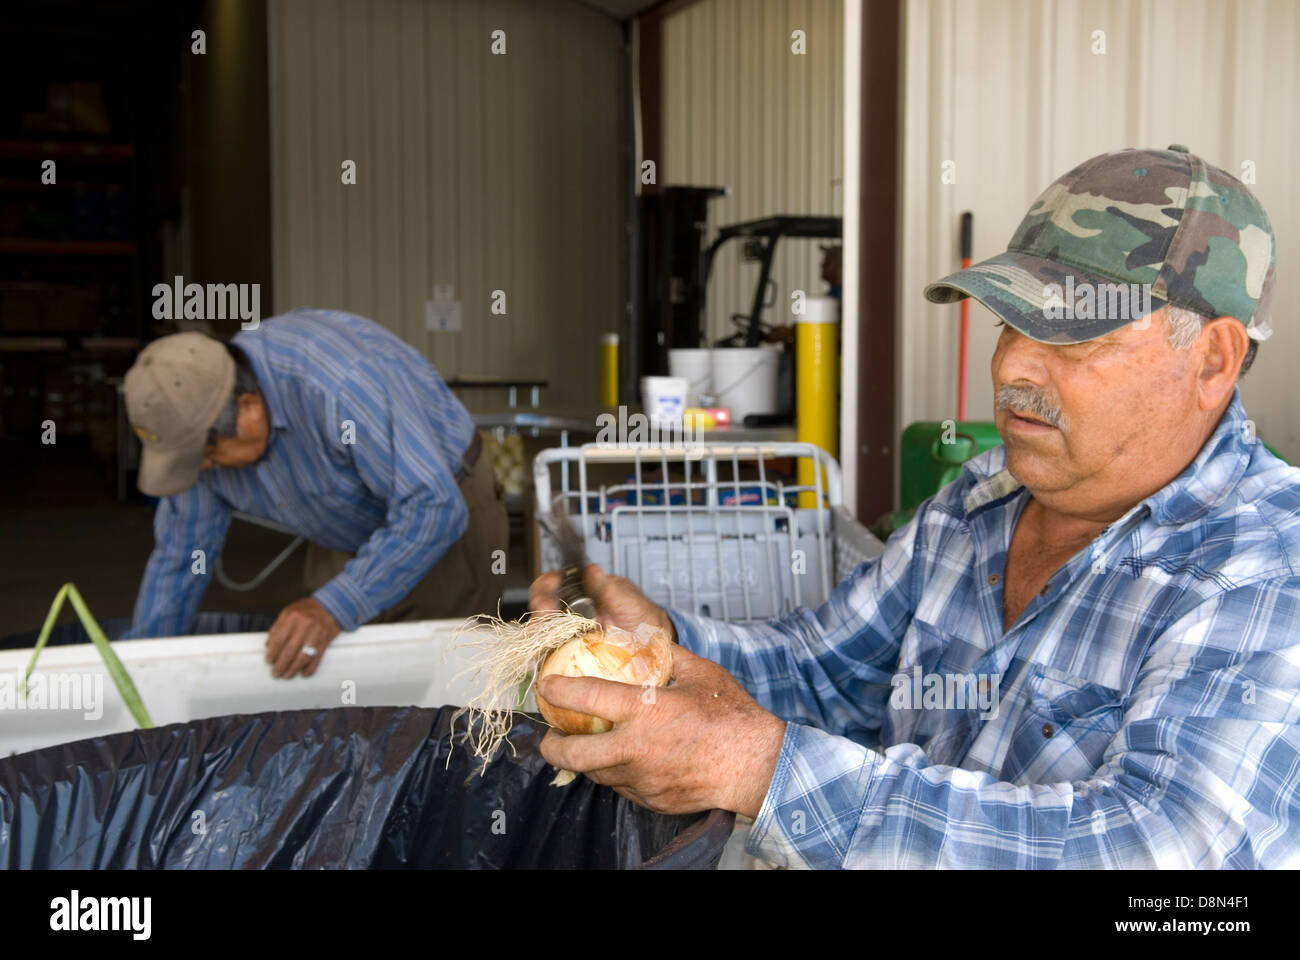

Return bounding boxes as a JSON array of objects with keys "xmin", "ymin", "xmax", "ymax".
[
  {"xmin": 900, "ymin": 0, "xmax": 1300, "ymax": 461},
  {"xmin": 661, "ymin": 0, "xmax": 844, "ymax": 346},
  {"xmin": 268, "ymin": 0, "xmax": 626, "ymax": 411}
]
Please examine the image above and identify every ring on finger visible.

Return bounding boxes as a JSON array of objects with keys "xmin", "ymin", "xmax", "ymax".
[{"xmin": 302, "ymin": 645, "xmax": 319, "ymax": 658}]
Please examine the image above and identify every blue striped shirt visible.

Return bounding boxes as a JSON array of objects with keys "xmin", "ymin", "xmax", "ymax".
[
  {"xmin": 126, "ymin": 308, "xmax": 475, "ymax": 638},
  {"xmin": 670, "ymin": 389, "xmax": 1300, "ymax": 868}
]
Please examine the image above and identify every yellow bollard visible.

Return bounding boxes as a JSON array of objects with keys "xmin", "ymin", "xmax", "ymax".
[
  {"xmin": 797, "ymin": 300, "xmax": 839, "ymax": 508},
  {"xmin": 600, "ymin": 333, "xmax": 619, "ymax": 407}
]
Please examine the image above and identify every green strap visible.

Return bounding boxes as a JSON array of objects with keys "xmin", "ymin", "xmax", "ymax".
[{"xmin": 22, "ymin": 583, "xmax": 154, "ymax": 729}]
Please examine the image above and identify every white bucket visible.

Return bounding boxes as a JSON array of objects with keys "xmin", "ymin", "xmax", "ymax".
[
  {"xmin": 712, "ymin": 347, "xmax": 780, "ymax": 423},
  {"xmin": 640, "ymin": 375, "xmax": 689, "ymax": 425},
  {"xmin": 667, "ymin": 348, "xmax": 713, "ymax": 407}
]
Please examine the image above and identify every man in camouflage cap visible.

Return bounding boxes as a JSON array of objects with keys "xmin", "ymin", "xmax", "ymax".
[
  {"xmin": 523, "ymin": 146, "xmax": 1300, "ymax": 869},
  {"xmin": 918, "ymin": 145, "xmax": 1282, "ymax": 614}
]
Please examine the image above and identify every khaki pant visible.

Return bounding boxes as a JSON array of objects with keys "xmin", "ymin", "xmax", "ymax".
[{"xmin": 302, "ymin": 443, "xmax": 510, "ymax": 622}]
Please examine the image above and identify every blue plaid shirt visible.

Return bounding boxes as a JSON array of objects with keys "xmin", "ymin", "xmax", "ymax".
[
  {"xmin": 670, "ymin": 389, "xmax": 1300, "ymax": 868},
  {"xmin": 126, "ymin": 309, "xmax": 475, "ymax": 639}
]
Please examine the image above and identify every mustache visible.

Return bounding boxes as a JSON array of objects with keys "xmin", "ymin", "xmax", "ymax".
[{"xmin": 996, "ymin": 384, "xmax": 1065, "ymax": 430}]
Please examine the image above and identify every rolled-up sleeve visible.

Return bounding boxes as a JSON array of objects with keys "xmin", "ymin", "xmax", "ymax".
[{"xmin": 742, "ymin": 577, "xmax": 1300, "ymax": 869}]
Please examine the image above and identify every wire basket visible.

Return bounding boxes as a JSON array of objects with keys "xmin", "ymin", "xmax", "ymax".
[{"xmin": 534, "ymin": 442, "xmax": 883, "ymax": 622}]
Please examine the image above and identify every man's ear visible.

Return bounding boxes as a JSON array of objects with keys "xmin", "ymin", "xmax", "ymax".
[
  {"xmin": 235, "ymin": 392, "xmax": 266, "ymax": 425},
  {"xmin": 234, "ymin": 392, "xmax": 269, "ymax": 445},
  {"xmin": 1197, "ymin": 317, "xmax": 1248, "ymax": 410}
]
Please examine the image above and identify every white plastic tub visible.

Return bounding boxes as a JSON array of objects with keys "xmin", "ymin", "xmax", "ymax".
[{"xmin": 0, "ymin": 620, "xmax": 488, "ymax": 758}]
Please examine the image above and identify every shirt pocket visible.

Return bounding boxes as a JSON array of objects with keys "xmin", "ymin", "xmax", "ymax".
[
  {"xmin": 886, "ymin": 620, "xmax": 988, "ymax": 765},
  {"xmin": 1009, "ymin": 665, "xmax": 1125, "ymax": 783}
]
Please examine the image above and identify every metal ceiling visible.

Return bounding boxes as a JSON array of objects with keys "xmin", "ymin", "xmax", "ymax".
[{"xmin": 577, "ymin": 0, "xmax": 663, "ymax": 21}]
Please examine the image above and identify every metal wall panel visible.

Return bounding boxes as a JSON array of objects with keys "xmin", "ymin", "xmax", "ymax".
[
  {"xmin": 900, "ymin": 0, "xmax": 1300, "ymax": 461},
  {"xmin": 661, "ymin": 0, "xmax": 845, "ymax": 346},
  {"xmin": 269, "ymin": 0, "xmax": 627, "ymax": 411}
]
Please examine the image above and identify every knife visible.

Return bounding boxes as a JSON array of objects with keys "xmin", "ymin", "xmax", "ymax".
[{"xmin": 546, "ymin": 503, "xmax": 596, "ymax": 620}]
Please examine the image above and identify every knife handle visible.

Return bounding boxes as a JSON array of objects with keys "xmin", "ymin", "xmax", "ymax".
[{"xmin": 558, "ymin": 565, "xmax": 596, "ymax": 620}]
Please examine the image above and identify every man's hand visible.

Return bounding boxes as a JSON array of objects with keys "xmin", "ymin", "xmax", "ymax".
[
  {"xmin": 529, "ymin": 564, "xmax": 676, "ymax": 641},
  {"xmin": 537, "ymin": 643, "xmax": 786, "ymax": 818},
  {"xmin": 265, "ymin": 597, "xmax": 341, "ymax": 679}
]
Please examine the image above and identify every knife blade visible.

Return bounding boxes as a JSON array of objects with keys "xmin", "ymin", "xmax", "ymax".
[{"xmin": 546, "ymin": 503, "xmax": 596, "ymax": 620}]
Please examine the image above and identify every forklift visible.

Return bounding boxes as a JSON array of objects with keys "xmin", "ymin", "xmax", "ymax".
[
  {"xmin": 702, "ymin": 214, "xmax": 842, "ymax": 348},
  {"xmin": 634, "ymin": 186, "xmax": 841, "ymax": 421}
]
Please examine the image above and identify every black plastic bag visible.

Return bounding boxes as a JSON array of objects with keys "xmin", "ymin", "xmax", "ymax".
[{"xmin": 0, "ymin": 705, "xmax": 734, "ymax": 869}]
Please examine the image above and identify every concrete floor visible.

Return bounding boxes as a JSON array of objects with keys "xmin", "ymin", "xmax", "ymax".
[{"xmin": 0, "ymin": 438, "xmax": 529, "ymax": 643}]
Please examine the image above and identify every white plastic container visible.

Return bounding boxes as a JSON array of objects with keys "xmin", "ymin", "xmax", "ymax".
[
  {"xmin": 0, "ymin": 621, "xmax": 500, "ymax": 758},
  {"xmin": 640, "ymin": 375, "xmax": 689, "ymax": 425},
  {"xmin": 711, "ymin": 347, "xmax": 780, "ymax": 423},
  {"xmin": 667, "ymin": 348, "xmax": 713, "ymax": 407}
]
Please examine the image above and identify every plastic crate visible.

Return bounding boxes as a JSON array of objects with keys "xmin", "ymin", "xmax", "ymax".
[{"xmin": 533, "ymin": 442, "xmax": 884, "ymax": 622}]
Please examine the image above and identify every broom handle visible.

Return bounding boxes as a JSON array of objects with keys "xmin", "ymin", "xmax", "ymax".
[{"xmin": 958, "ymin": 212, "xmax": 973, "ymax": 421}]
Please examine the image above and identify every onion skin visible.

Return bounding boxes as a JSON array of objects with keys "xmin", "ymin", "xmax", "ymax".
[{"xmin": 535, "ymin": 626, "xmax": 673, "ymax": 734}]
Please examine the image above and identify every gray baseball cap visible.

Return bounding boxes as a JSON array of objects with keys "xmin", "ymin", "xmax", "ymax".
[{"xmin": 124, "ymin": 332, "xmax": 234, "ymax": 496}]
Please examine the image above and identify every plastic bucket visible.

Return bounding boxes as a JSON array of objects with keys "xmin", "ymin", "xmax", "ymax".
[
  {"xmin": 640, "ymin": 375, "xmax": 689, "ymax": 425},
  {"xmin": 668, "ymin": 348, "xmax": 713, "ymax": 407},
  {"xmin": 712, "ymin": 347, "xmax": 780, "ymax": 423}
]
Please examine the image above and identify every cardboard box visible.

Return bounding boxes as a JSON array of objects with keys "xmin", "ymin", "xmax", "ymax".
[
  {"xmin": 44, "ymin": 286, "xmax": 100, "ymax": 333},
  {"xmin": 0, "ymin": 285, "xmax": 44, "ymax": 333}
]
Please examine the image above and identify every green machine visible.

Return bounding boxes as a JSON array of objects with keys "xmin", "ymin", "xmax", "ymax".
[
  {"xmin": 871, "ymin": 422, "xmax": 1289, "ymax": 540},
  {"xmin": 871, "ymin": 421, "xmax": 1002, "ymax": 539}
]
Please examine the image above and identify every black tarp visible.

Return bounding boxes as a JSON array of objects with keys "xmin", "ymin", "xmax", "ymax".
[{"xmin": 0, "ymin": 705, "xmax": 734, "ymax": 869}]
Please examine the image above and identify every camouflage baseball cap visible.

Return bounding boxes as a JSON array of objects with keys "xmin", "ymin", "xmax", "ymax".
[{"xmin": 924, "ymin": 145, "xmax": 1276, "ymax": 343}]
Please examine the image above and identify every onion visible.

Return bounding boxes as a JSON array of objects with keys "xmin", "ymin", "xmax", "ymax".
[
  {"xmin": 534, "ymin": 626, "xmax": 674, "ymax": 735},
  {"xmin": 451, "ymin": 610, "xmax": 674, "ymax": 783}
]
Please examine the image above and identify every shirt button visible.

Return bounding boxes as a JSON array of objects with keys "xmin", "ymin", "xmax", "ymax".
[
  {"xmin": 1042, "ymin": 723, "xmax": 1054, "ymax": 738},
  {"xmin": 279, "ymin": 502, "xmax": 287, "ymax": 509},
  {"xmin": 987, "ymin": 574, "xmax": 1000, "ymax": 585}
]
